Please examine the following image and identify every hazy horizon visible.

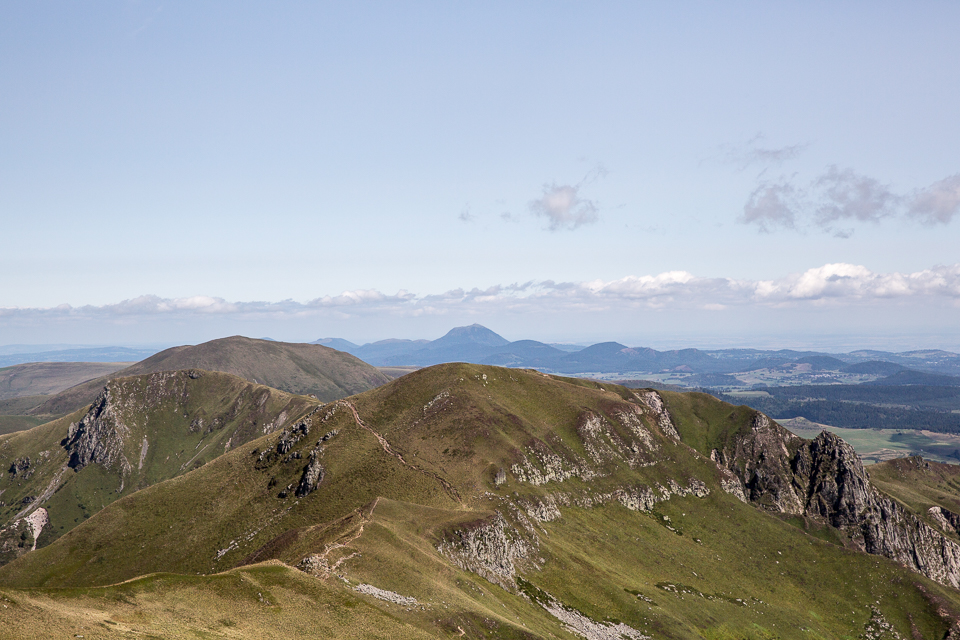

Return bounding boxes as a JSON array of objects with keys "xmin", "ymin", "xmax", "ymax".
[
  {"xmin": 2, "ymin": 324, "xmax": 958, "ymax": 356},
  {"xmin": 2, "ymin": 3, "xmax": 958, "ymax": 352}
]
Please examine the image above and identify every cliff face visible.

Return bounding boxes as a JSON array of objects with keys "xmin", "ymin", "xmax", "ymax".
[
  {"xmin": 712, "ymin": 417, "xmax": 960, "ymax": 589},
  {"xmin": 62, "ymin": 387, "xmax": 132, "ymax": 475}
]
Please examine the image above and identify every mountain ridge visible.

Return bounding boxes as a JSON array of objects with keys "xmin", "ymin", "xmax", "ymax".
[
  {"xmin": 316, "ymin": 324, "xmax": 960, "ymax": 377},
  {"xmin": 3, "ymin": 363, "xmax": 960, "ymax": 637},
  {"xmin": 28, "ymin": 336, "xmax": 389, "ymax": 417}
]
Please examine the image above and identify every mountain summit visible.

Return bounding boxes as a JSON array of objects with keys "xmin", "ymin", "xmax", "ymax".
[
  {"xmin": 430, "ymin": 324, "xmax": 510, "ymax": 348},
  {"xmin": 31, "ymin": 336, "xmax": 389, "ymax": 416}
]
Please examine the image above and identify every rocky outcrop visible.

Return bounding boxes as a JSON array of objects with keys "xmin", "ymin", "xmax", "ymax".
[
  {"xmin": 634, "ymin": 391, "xmax": 680, "ymax": 440},
  {"xmin": 710, "ymin": 413, "xmax": 805, "ymax": 513},
  {"xmin": 0, "ymin": 507, "xmax": 48, "ymax": 565},
  {"xmin": 295, "ymin": 431, "xmax": 337, "ymax": 498},
  {"xmin": 711, "ymin": 417, "xmax": 960, "ymax": 589},
  {"xmin": 437, "ymin": 514, "xmax": 531, "ymax": 591},
  {"xmin": 295, "ymin": 455, "xmax": 324, "ymax": 498},
  {"xmin": 277, "ymin": 418, "xmax": 312, "ymax": 455},
  {"xmin": 516, "ymin": 479, "xmax": 710, "ymax": 526},
  {"xmin": 795, "ymin": 436, "xmax": 960, "ymax": 588},
  {"xmin": 929, "ymin": 506, "xmax": 960, "ymax": 536},
  {"xmin": 8, "ymin": 457, "xmax": 31, "ymax": 479},
  {"xmin": 519, "ymin": 578, "xmax": 650, "ymax": 640},
  {"xmin": 62, "ymin": 388, "xmax": 131, "ymax": 475},
  {"xmin": 511, "ymin": 404, "xmax": 668, "ymax": 487},
  {"xmin": 353, "ymin": 583, "xmax": 419, "ymax": 606}
]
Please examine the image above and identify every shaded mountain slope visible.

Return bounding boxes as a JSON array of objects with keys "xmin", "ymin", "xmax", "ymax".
[
  {"xmin": 2, "ymin": 365, "xmax": 960, "ymax": 637},
  {"xmin": 0, "ymin": 362, "xmax": 131, "ymax": 401},
  {"xmin": 0, "ymin": 369, "xmax": 319, "ymax": 563},
  {"xmin": 31, "ymin": 336, "xmax": 389, "ymax": 416},
  {"xmin": 480, "ymin": 340, "xmax": 568, "ymax": 367},
  {"xmin": 378, "ymin": 324, "xmax": 511, "ymax": 366}
]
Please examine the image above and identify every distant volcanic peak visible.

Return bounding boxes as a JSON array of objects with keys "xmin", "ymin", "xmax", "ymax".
[{"xmin": 434, "ymin": 324, "xmax": 509, "ymax": 347}]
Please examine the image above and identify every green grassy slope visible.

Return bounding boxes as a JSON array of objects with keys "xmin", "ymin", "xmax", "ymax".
[
  {"xmin": 1, "ymin": 364, "xmax": 959, "ymax": 638},
  {"xmin": 32, "ymin": 336, "xmax": 390, "ymax": 415},
  {"xmin": 0, "ymin": 415, "xmax": 44, "ymax": 435},
  {"xmin": 0, "ymin": 370, "xmax": 319, "ymax": 558},
  {"xmin": 0, "ymin": 396, "xmax": 54, "ymax": 436},
  {"xmin": 0, "ymin": 562, "xmax": 448, "ymax": 640},
  {"xmin": 869, "ymin": 457, "xmax": 960, "ymax": 527}
]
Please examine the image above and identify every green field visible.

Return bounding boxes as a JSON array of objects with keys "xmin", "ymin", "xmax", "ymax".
[{"xmin": 781, "ymin": 417, "xmax": 960, "ymax": 464}]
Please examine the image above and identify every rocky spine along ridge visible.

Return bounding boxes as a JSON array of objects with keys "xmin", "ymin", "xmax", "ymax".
[{"xmin": 711, "ymin": 412, "xmax": 960, "ymax": 588}]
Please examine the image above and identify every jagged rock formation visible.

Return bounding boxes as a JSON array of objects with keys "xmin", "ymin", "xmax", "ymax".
[
  {"xmin": 710, "ymin": 414, "xmax": 960, "ymax": 588},
  {"xmin": 7, "ymin": 457, "xmax": 31, "ymax": 479},
  {"xmin": 930, "ymin": 506, "xmax": 960, "ymax": 536},
  {"xmin": 437, "ymin": 514, "xmax": 532, "ymax": 591},
  {"xmin": 709, "ymin": 413, "xmax": 805, "ymax": 512},
  {"xmin": 439, "ymin": 393, "xmax": 712, "ymax": 592},
  {"xmin": 295, "ymin": 430, "xmax": 337, "ymax": 498},
  {"xmin": 62, "ymin": 387, "xmax": 131, "ymax": 475},
  {"xmin": 276, "ymin": 417, "xmax": 312, "ymax": 455},
  {"xmin": 634, "ymin": 390, "xmax": 680, "ymax": 440}
]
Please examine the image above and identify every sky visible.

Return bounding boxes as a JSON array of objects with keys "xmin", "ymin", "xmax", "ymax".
[{"xmin": 2, "ymin": 2, "xmax": 959, "ymax": 351}]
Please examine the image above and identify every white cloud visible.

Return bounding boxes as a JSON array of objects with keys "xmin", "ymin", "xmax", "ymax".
[
  {"xmin": 4, "ymin": 264, "xmax": 959, "ymax": 327},
  {"xmin": 813, "ymin": 166, "xmax": 900, "ymax": 224},
  {"xmin": 529, "ymin": 183, "xmax": 599, "ymax": 230},
  {"xmin": 740, "ymin": 168, "xmax": 960, "ymax": 234},
  {"xmin": 908, "ymin": 173, "xmax": 960, "ymax": 225},
  {"xmin": 740, "ymin": 180, "xmax": 798, "ymax": 232}
]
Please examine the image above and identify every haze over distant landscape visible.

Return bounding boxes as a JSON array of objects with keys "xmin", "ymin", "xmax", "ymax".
[{"xmin": 2, "ymin": 3, "xmax": 959, "ymax": 351}]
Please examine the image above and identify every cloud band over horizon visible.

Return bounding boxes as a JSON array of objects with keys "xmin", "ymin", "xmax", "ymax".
[{"xmin": 3, "ymin": 263, "xmax": 959, "ymax": 322}]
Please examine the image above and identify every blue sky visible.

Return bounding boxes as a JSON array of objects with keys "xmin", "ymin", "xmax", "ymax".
[{"xmin": 2, "ymin": 2, "xmax": 959, "ymax": 349}]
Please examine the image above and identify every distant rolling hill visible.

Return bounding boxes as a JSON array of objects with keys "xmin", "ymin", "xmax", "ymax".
[
  {"xmin": 3, "ymin": 363, "xmax": 960, "ymax": 637},
  {"xmin": 867, "ymin": 369, "xmax": 960, "ymax": 386},
  {"xmin": 319, "ymin": 323, "xmax": 960, "ymax": 378},
  {"xmin": 0, "ymin": 361, "xmax": 132, "ymax": 401},
  {"xmin": 30, "ymin": 336, "xmax": 390, "ymax": 417},
  {"xmin": 0, "ymin": 346, "xmax": 159, "ymax": 368}
]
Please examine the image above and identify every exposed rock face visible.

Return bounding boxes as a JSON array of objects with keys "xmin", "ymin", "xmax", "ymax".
[
  {"xmin": 277, "ymin": 418, "xmax": 312, "ymax": 455},
  {"xmin": 710, "ymin": 413, "xmax": 804, "ymax": 513},
  {"xmin": 353, "ymin": 583, "xmax": 419, "ymax": 606},
  {"xmin": 296, "ymin": 455, "xmax": 324, "ymax": 498},
  {"xmin": 929, "ymin": 506, "xmax": 960, "ymax": 536},
  {"xmin": 634, "ymin": 391, "xmax": 680, "ymax": 440},
  {"xmin": 0, "ymin": 507, "xmax": 48, "ymax": 565},
  {"xmin": 510, "ymin": 404, "xmax": 666, "ymax": 487},
  {"xmin": 437, "ymin": 514, "xmax": 531, "ymax": 591},
  {"xmin": 8, "ymin": 457, "xmax": 31, "ymax": 479},
  {"xmin": 295, "ymin": 432, "xmax": 337, "ymax": 499},
  {"xmin": 712, "ymin": 418, "xmax": 960, "ymax": 589},
  {"xmin": 62, "ymin": 388, "xmax": 131, "ymax": 475}
]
